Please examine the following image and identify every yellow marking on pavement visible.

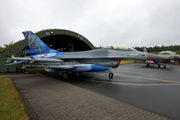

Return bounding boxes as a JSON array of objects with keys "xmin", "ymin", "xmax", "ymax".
[
  {"xmin": 118, "ymin": 71, "xmax": 146, "ymax": 74},
  {"xmin": 115, "ymin": 74, "xmax": 180, "ymax": 84},
  {"xmin": 78, "ymin": 77, "xmax": 110, "ymax": 84},
  {"xmin": 111, "ymin": 83, "xmax": 180, "ymax": 85}
]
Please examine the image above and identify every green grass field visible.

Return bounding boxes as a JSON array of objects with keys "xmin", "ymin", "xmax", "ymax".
[{"xmin": 0, "ymin": 76, "xmax": 28, "ymax": 120}]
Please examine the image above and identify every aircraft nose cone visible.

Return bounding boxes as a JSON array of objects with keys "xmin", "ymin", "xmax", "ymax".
[{"xmin": 147, "ymin": 53, "xmax": 168, "ymax": 60}]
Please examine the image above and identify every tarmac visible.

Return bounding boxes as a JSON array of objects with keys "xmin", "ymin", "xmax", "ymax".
[{"xmin": 0, "ymin": 66, "xmax": 171, "ymax": 120}]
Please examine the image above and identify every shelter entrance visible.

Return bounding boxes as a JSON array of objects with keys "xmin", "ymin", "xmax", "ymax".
[{"xmin": 41, "ymin": 35, "xmax": 92, "ymax": 52}]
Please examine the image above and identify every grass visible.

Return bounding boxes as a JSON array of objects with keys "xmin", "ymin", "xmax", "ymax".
[
  {"xmin": 121, "ymin": 60, "xmax": 134, "ymax": 64},
  {"xmin": 0, "ymin": 76, "xmax": 28, "ymax": 120}
]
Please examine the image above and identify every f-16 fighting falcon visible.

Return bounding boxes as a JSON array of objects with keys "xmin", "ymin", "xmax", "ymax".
[
  {"xmin": 142, "ymin": 46, "xmax": 180, "ymax": 68},
  {"xmin": 4, "ymin": 31, "xmax": 169, "ymax": 79}
]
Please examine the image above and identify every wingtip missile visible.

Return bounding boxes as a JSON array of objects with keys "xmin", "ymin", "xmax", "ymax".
[{"xmin": 5, "ymin": 55, "xmax": 15, "ymax": 63}]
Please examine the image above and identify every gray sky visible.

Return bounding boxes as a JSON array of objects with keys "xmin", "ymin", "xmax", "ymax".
[{"xmin": 1, "ymin": 0, "xmax": 180, "ymax": 48}]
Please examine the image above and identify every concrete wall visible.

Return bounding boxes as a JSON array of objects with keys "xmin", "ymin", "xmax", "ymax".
[{"xmin": 0, "ymin": 40, "xmax": 27, "ymax": 72}]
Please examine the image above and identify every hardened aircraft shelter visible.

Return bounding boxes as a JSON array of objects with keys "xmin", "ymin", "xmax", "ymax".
[{"xmin": 0, "ymin": 29, "xmax": 95, "ymax": 72}]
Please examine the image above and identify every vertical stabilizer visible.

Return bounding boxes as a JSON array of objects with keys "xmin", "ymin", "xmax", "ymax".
[
  {"xmin": 142, "ymin": 46, "xmax": 148, "ymax": 53},
  {"xmin": 22, "ymin": 31, "xmax": 50, "ymax": 54}
]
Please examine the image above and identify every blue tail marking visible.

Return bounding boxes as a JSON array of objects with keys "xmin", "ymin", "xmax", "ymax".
[
  {"xmin": 142, "ymin": 46, "xmax": 148, "ymax": 53},
  {"xmin": 22, "ymin": 31, "xmax": 50, "ymax": 54}
]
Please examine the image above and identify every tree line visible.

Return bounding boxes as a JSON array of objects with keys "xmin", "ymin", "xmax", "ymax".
[
  {"xmin": 134, "ymin": 45, "xmax": 180, "ymax": 52},
  {"xmin": 0, "ymin": 41, "xmax": 13, "ymax": 51}
]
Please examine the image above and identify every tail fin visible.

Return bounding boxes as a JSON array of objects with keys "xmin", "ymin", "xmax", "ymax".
[
  {"xmin": 22, "ymin": 31, "xmax": 50, "ymax": 54},
  {"xmin": 142, "ymin": 46, "xmax": 148, "ymax": 53}
]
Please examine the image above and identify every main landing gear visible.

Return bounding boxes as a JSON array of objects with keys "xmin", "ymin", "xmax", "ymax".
[
  {"xmin": 62, "ymin": 72, "xmax": 68, "ymax": 79},
  {"xmin": 146, "ymin": 63, "xmax": 166, "ymax": 69},
  {"xmin": 157, "ymin": 64, "xmax": 166, "ymax": 68},
  {"xmin": 108, "ymin": 73, "xmax": 114, "ymax": 79},
  {"xmin": 21, "ymin": 68, "xmax": 27, "ymax": 72},
  {"xmin": 62, "ymin": 72, "xmax": 80, "ymax": 79},
  {"xmin": 146, "ymin": 63, "xmax": 149, "ymax": 67}
]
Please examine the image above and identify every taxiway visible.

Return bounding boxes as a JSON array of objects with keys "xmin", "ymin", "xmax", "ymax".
[{"xmin": 56, "ymin": 63, "xmax": 180, "ymax": 120}]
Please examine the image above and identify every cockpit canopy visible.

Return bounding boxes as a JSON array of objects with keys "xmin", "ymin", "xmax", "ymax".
[
  {"xmin": 104, "ymin": 45, "xmax": 137, "ymax": 51},
  {"xmin": 157, "ymin": 51, "xmax": 175, "ymax": 55}
]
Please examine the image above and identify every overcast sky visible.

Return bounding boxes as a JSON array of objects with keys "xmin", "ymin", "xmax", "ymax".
[{"xmin": 0, "ymin": 0, "xmax": 180, "ymax": 48}]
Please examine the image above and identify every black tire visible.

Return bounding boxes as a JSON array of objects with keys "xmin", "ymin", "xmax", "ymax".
[
  {"xmin": 146, "ymin": 63, "xmax": 149, "ymax": 67},
  {"xmin": 62, "ymin": 73, "xmax": 68, "ymax": 78},
  {"xmin": 158, "ymin": 65, "xmax": 160, "ymax": 68},
  {"xmin": 21, "ymin": 68, "xmax": 27, "ymax": 72},
  {"xmin": 109, "ymin": 73, "xmax": 114, "ymax": 79},
  {"xmin": 164, "ymin": 66, "xmax": 166, "ymax": 69}
]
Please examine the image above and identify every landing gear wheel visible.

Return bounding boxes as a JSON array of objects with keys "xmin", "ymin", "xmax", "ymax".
[
  {"xmin": 109, "ymin": 73, "xmax": 114, "ymax": 79},
  {"xmin": 158, "ymin": 65, "xmax": 160, "ymax": 68},
  {"xmin": 62, "ymin": 72, "xmax": 68, "ymax": 79},
  {"xmin": 164, "ymin": 66, "xmax": 166, "ymax": 69},
  {"xmin": 21, "ymin": 68, "xmax": 27, "ymax": 72},
  {"xmin": 146, "ymin": 63, "xmax": 149, "ymax": 67}
]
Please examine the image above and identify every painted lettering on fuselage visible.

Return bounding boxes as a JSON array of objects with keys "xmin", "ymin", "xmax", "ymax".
[{"xmin": 129, "ymin": 54, "xmax": 138, "ymax": 56}]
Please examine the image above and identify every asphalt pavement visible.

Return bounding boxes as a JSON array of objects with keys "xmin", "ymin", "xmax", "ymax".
[
  {"xmin": 58, "ymin": 63, "xmax": 180, "ymax": 120},
  {"xmin": 1, "ymin": 63, "xmax": 179, "ymax": 120}
]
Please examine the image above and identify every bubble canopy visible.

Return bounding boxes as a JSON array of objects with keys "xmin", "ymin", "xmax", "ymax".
[{"xmin": 104, "ymin": 45, "xmax": 137, "ymax": 51}]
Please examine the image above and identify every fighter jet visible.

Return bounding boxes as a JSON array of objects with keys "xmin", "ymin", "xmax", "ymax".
[
  {"xmin": 142, "ymin": 46, "xmax": 180, "ymax": 68},
  {"xmin": 4, "ymin": 31, "xmax": 168, "ymax": 79}
]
